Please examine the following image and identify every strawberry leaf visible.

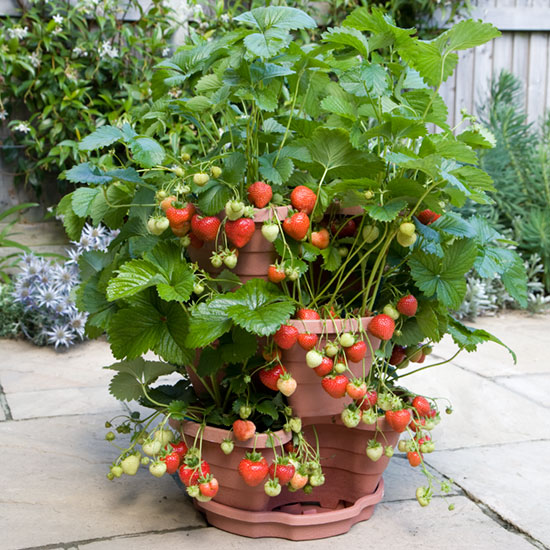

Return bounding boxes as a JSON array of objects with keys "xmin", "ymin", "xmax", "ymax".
[
  {"xmin": 185, "ymin": 296, "xmax": 235, "ymax": 347},
  {"xmin": 78, "ymin": 125, "xmax": 124, "ymax": 151}
]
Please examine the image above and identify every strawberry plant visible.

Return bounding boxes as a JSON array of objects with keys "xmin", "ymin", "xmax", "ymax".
[{"xmin": 59, "ymin": 6, "xmax": 527, "ymax": 514}]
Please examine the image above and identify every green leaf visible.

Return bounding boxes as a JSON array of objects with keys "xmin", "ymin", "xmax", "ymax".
[
  {"xmin": 320, "ymin": 96, "xmax": 356, "ymax": 120},
  {"xmin": 409, "ymin": 240, "xmax": 477, "ymax": 309},
  {"xmin": 320, "ymin": 246, "xmax": 342, "ymax": 272},
  {"xmin": 225, "ymin": 279, "xmax": 295, "ymax": 336},
  {"xmin": 129, "ymin": 137, "xmax": 165, "ymax": 168},
  {"xmin": 415, "ymin": 303, "xmax": 441, "ymax": 342},
  {"xmin": 197, "ymin": 182, "xmax": 232, "ymax": 216},
  {"xmin": 431, "ymin": 212, "xmax": 475, "ymax": 238},
  {"xmin": 56, "ymin": 193, "xmax": 85, "ymax": 241},
  {"xmin": 256, "ymin": 399, "xmax": 279, "ymax": 421},
  {"xmin": 106, "ymin": 259, "xmax": 161, "ymax": 300},
  {"xmin": 71, "ymin": 187, "xmax": 100, "ymax": 218},
  {"xmin": 393, "ymin": 319, "xmax": 425, "ymax": 346},
  {"xmin": 197, "ymin": 346, "xmax": 224, "ymax": 377},
  {"xmin": 106, "ymin": 168, "xmax": 143, "ymax": 184},
  {"xmin": 65, "ymin": 163, "xmax": 112, "ymax": 185},
  {"xmin": 259, "ymin": 153, "xmax": 294, "ymax": 184},
  {"xmin": 322, "ymin": 27, "xmax": 369, "ymax": 57},
  {"xmin": 223, "ymin": 152, "xmax": 247, "ymax": 184},
  {"xmin": 185, "ymin": 297, "xmax": 235, "ymax": 347},
  {"xmin": 436, "ymin": 19, "xmax": 501, "ymax": 52},
  {"xmin": 220, "ymin": 327, "xmax": 258, "ymax": 363},
  {"xmin": 365, "ymin": 199, "xmax": 407, "ymax": 222},
  {"xmin": 79, "ymin": 126, "xmax": 123, "ymax": 151},
  {"xmin": 501, "ymin": 254, "xmax": 528, "ymax": 308}
]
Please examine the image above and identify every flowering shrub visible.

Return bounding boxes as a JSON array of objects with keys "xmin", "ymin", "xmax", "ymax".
[
  {"xmin": 11, "ymin": 223, "xmax": 117, "ymax": 347},
  {"xmin": 0, "ymin": 0, "xmax": 174, "ymax": 193}
]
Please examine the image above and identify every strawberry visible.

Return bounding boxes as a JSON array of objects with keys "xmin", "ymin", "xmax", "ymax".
[
  {"xmin": 389, "ymin": 345, "xmax": 407, "ymax": 366},
  {"xmin": 341, "ymin": 406, "xmax": 362, "ymax": 428},
  {"xmin": 238, "ymin": 452, "xmax": 269, "ymax": 486},
  {"xmin": 171, "ymin": 222, "xmax": 190, "ymax": 237},
  {"xmin": 346, "ymin": 379, "xmax": 367, "ymax": 399},
  {"xmin": 321, "ymin": 374, "xmax": 348, "ymax": 398},
  {"xmin": 189, "ymin": 233, "xmax": 204, "ymax": 249},
  {"xmin": 262, "ymin": 347, "xmax": 282, "ymax": 362},
  {"xmin": 290, "ymin": 185, "xmax": 317, "ymax": 214},
  {"xmin": 331, "ymin": 218, "xmax": 356, "ymax": 237},
  {"xmin": 310, "ymin": 228, "xmax": 330, "ymax": 249},
  {"xmin": 225, "ymin": 218, "xmax": 255, "ymax": 248},
  {"xmin": 261, "ymin": 223, "xmax": 279, "ymax": 242},
  {"xmin": 283, "ymin": 212, "xmax": 310, "ymax": 241},
  {"xmin": 366, "ymin": 440, "xmax": 383, "ymax": 461},
  {"xmin": 367, "ymin": 314, "xmax": 395, "ymax": 340},
  {"xmin": 296, "ymin": 308, "xmax": 320, "ymax": 320},
  {"xmin": 160, "ymin": 195, "xmax": 178, "ymax": 212},
  {"xmin": 290, "ymin": 471, "xmax": 308, "ymax": 490},
  {"xmin": 269, "ymin": 458, "xmax": 296, "ymax": 484},
  {"xmin": 314, "ymin": 356, "xmax": 333, "ymax": 377},
  {"xmin": 166, "ymin": 203, "xmax": 196, "ymax": 226},
  {"xmin": 397, "ymin": 294, "xmax": 418, "ymax": 317},
  {"xmin": 259, "ymin": 364, "xmax": 286, "ymax": 391},
  {"xmin": 199, "ymin": 476, "xmax": 219, "ymax": 498},
  {"xmin": 416, "ymin": 209, "xmax": 441, "ymax": 225},
  {"xmin": 412, "ymin": 396, "xmax": 431, "ymax": 417},
  {"xmin": 407, "ymin": 451, "xmax": 422, "ymax": 467},
  {"xmin": 344, "ymin": 340, "xmax": 367, "ymax": 363},
  {"xmin": 357, "ymin": 388, "xmax": 378, "ymax": 410},
  {"xmin": 161, "ymin": 451, "xmax": 181, "ymax": 474},
  {"xmin": 268, "ymin": 264, "xmax": 286, "ymax": 283},
  {"xmin": 168, "ymin": 440, "xmax": 188, "ymax": 458},
  {"xmin": 276, "ymin": 374, "xmax": 297, "ymax": 396},
  {"xmin": 410, "ymin": 417, "xmax": 426, "ymax": 432},
  {"xmin": 385, "ymin": 409, "xmax": 412, "ymax": 433},
  {"xmin": 273, "ymin": 324, "xmax": 299, "ymax": 349},
  {"xmin": 297, "ymin": 332, "xmax": 318, "ymax": 351},
  {"xmin": 178, "ymin": 459, "xmax": 210, "ymax": 486},
  {"xmin": 233, "ymin": 419, "xmax": 256, "ymax": 441},
  {"xmin": 247, "ymin": 181, "xmax": 272, "ymax": 208},
  {"xmin": 191, "ymin": 214, "xmax": 221, "ymax": 242}
]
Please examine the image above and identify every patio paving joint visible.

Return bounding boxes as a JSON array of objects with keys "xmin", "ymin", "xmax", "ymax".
[
  {"xmin": 16, "ymin": 525, "xmax": 208, "ymax": 550},
  {"xmin": 0, "ymin": 381, "xmax": 13, "ymax": 421}
]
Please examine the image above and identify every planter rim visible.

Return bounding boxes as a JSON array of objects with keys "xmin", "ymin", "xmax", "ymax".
[
  {"xmin": 287, "ymin": 316, "xmax": 373, "ymax": 334},
  {"xmin": 170, "ymin": 419, "xmax": 291, "ymax": 448},
  {"xmin": 195, "ymin": 478, "xmax": 384, "ymax": 526},
  {"xmin": 301, "ymin": 414, "xmax": 396, "ymax": 433}
]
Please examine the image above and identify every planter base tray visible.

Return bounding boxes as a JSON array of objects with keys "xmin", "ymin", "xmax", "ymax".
[{"xmin": 194, "ymin": 478, "xmax": 384, "ymax": 540}]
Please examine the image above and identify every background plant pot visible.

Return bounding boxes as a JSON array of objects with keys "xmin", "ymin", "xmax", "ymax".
[
  {"xmin": 187, "ymin": 206, "xmax": 288, "ymax": 282},
  {"xmin": 281, "ymin": 317, "xmax": 380, "ymax": 418},
  {"xmin": 169, "ymin": 420, "xmax": 292, "ymax": 511},
  {"xmin": 193, "ymin": 478, "xmax": 384, "ymax": 541}
]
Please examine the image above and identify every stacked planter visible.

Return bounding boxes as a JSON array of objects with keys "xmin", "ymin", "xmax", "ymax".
[{"xmin": 180, "ymin": 206, "xmax": 399, "ymax": 540}]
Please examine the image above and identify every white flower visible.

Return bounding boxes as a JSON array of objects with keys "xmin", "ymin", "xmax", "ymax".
[
  {"xmin": 36, "ymin": 286, "xmax": 60, "ymax": 310},
  {"xmin": 0, "ymin": 109, "xmax": 7, "ymax": 121},
  {"xmin": 220, "ymin": 13, "xmax": 230, "ymax": 23},
  {"xmin": 162, "ymin": 47, "xmax": 170, "ymax": 57},
  {"xmin": 14, "ymin": 122, "xmax": 31, "ymax": 133},
  {"xmin": 52, "ymin": 14, "xmax": 64, "ymax": 24},
  {"xmin": 29, "ymin": 51, "xmax": 41, "ymax": 68},
  {"xmin": 69, "ymin": 312, "xmax": 88, "ymax": 338},
  {"xmin": 99, "ymin": 40, "xmax": 119, "ymax": 59},
  {"xmin": 53, "ymin": 26, "xmax": 63, "ymax": 36},
  {"xmin": 44, "ymin": 324, "xmax": 75, "ymax": 348},
  {"xmin": 7, "ymin": 26, "xmax": 29, "ymax": 40}
]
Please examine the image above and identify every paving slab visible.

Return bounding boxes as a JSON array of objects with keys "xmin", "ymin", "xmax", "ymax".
[
  {"xmin": 494, "ymin": 373, "xmax": 550, "ymax": 408},
  {"xmin": 6, "ymin": 386, "xmax": 125, "ymax": 420},
  {"xmin": 0, "ymin": 414, "xmax": 205, "ymax": 550},
  {"xmin": 432, "ymin": 312, "xmax": 550, "ymax": 377},
  {"xmin": 78, "ymin": 496, "xmax": 536, "ymax": 550},
  {"xmin": 397, "ymin": 363, "xmax": 550, "ymax": 450},
  {"xmin": 426, "ymin": 440, "xmax": 550, "ymax": 549},
  {"xmin": 0, "ymin": 338, "xmax": 116, "ymax": 393}
]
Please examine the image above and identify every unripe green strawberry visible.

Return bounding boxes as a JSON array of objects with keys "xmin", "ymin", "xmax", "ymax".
[
  {"xmin": 338, "ymin": 247, "xmax": 348, "ymax": 257},
  {"xmin": 224, "ymin": 252, "xmax": 238, "ymax": 269},
  {"xmin": 361, "ymin": 408, "xmax": 378, "ymax": 425},
  {"xmin": 264, "ymin": 479, "xmax": 282, "ymax": 497},
  {"xmin": 416, "ymin": 486, "xmax": 431, "ymax": 507},
  {"xmin": 149, "ymin": 460, "xmax": 167, "ymax": 478},
  {"xmin": 193, "ymin": 282, "xmax": 204, "ymax": 295},
  {"xmin": 193, "ymin": 172, "xmax": 210, "ymax": 186},
  {"xmin": 333, "ymin": 362, "xmax": 346, "ymax": 374},
  {"xmin": 396, "ymin": 231, "xmax": 417, "ymax": 247},
  {"xmin": 289, "ymin": 417, "xmax": 302, "ymax": 433},
  {"xmin": 306, "ymin": 349, "xmax": 323, "ymax": 368},
  {"xmin": 341, "ymin": 406, "xmax": 361, "ymax": 428},
  {"xmin": 142, "ymin": 439, "xmax": 162, "ymax": 456},
  {"xmin": 141, "ymin": 456, "xmax": 150, "ymax": 465},
  {"xmin": 377, "ymin": 393, "xmax": 393, "ymax": 411},
  {"xmin": 153, "ymin": 429, "xmax": 174, "ymax": 446},
  {"xmin": 324, "ymin": 342, "xmax": 339, "ymax": 357},
  {"xmin": 261, "ymin": 223, "xmax": 279, "ymax": 243},
  {"xmin": 398, "ymin": 440, "xmax": 408, "ymax": 452},
  {"xmin": 366, "ymin": 440, "xmax": 383, "ymax": 461},
  {"xmin": 187, "ymin": 484, "xmax": 200, "ymax": 498},
  {"xmin": 210, "ymin": 253, "xmax": 223, "ymax": 268},
  {"xmin": 385, "ymin": 445, "xmax": 394, "ymax": 457},
  {"xmin": 309, "ymin": 472, "xmax": 325, "ymax": 487},
  {"xmin": 174, "ymin": 166, "xmax": 185, "ymax": 177},
  {"xmin": 399, "ymin": 222, "xmax": 416, "ymax": 237},
  {"xmin": 383, "ymin": 304, "xmax": 400, "ymax": 320},
  {"xmin": 221, "ymin": 439, "xmax": 234, "ymax": 455},
  {"xmin": 339, "ymin": 332, "xmax": 355, "ymax": 348},
  {"xmin": 182, "ymin": 152, "xmax": 191, "ymax": 162},
  {"xmin": 364, "ymin": 190, "xmax": 374, "ymax": 200},
  {"xmin": 121, "ymin": 454, "xmax": 140, "ymax": 475},
  {"xmin": 239, "ymin": 404, "xmax": 252, "ymax": 419},
  {"xmin": 362, "ymin": 224, "xmax": 380, "ymax": 243},
  {"xmin": 224, "ymin": 199, "xmax": 245, "ymax": 221},
  {"xmin": 111, "ymin": 465, "xmax": 123, "ymax": 478},
  {"xmin": 211, "ymin": 166, "xmax": 222, "ymax": 178},
  {"xmin": 180, "ymin": 235, "xmax": 191, "ymax": 247}
]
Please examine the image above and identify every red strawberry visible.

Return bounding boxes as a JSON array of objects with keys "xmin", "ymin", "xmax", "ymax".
[
  {"xmin": 296, "ymin": 308, "xmax": 320, "ymax": 320},
  {"xmin": 247, "ymin": 181, "xmax": 272, "ymax": 208},
  {"xmin": 171, "ymin": 222, "xmax": 190, "ymax": 237},
  {"xmin": 259, "ymin": 364, "xmax": 286, "ymax": 391},
  {"xmin": 273, "ymin": 324, "xmax": 299, "ymax": 349},
  {"xmin": 346, "ymin": 379, "xmax": 367, "ymax": 399},
  {"xmin": 168, "ymin": 440, "xmax": 188, "ymax": 458},
  {"xmin": 225, "ymin": 218, "xmax": 255, "ymax": 248},
  {"xmin": 416, "ymin": 209, "xmax": 441, "ymax": 225},
  {"xmin": 397, "ymin": 295, "xmax": 418, "ymax": 316},
  {"xmin": 389, "ymin": 345, "xmax": 407, "ymax": 366},
  {"xmin": 178, "ymin": 459, "xmax": 210, "ymax": 486},
  {"xmin": 233, "ymin": 419, "xmax": 256, "ymax": 441},
  {"xmin": 238, "ymin": 452, "xmax": 269, "ymax": 486},
  {"xmin": 331, "ymin": 218, "xmax": 356, "ymax": 237},
  {"xmin": 268, "ymin": 264, "xmax": 286, "ymax": 283},
  {"xmin": 297, "ymin": 332, "xmax": 318, "ymax": 351},
  {"xmin": 410, "ymin": 417, "xmax": 426, "ymax": 432},
  {"xmin": 166, "ymin": 203, "xmax": 196, "ymax": 226},
  {"xmin": 160, "ymin": 195, "xmax": 178, "ymax": 212},
  {"xmin": 344, "ymin": 341, "xmax": 367, "ymax": 363},
  {"xmin": 407, "ymin": 451, "xmax": 422, "ymax": 467},
  {"xmin": 314, "ymin": 356, "xmax": 333, "ymax": 377},
  {"xmin": 189, "ymin": 233, "xmax": 204, "ymax": 249},
  {"xmin": 283, "ymin": 212, "xmax": 310, "ymax": 241},
  {"xmin": 367, "ymin": 314, "xmax": 395, "ymax": 340},
  {"xmin": 161, "ymin": 451, "xmax": 181, "ymax": 474},
  {"xmin": 269, "ymin": 459, "xmax": 296, "ymax": 485},
  {"xmin": 310, "ymin": 228, "xmax": 330, "ymax": 249},
  {"xmin": 385, "ymin": 409, "xmax": 412, "ymax": 433},
  {"xmin": 290, "ymin": 185, "xmax": 317, "ymax": 214},
  {"xmin": 199, "ymin": 476, "xmax": 219, "ymax": 498},
  {"xmin": 357, "ymin": 388, "xmax": 378, "ymax": 410},
  {"xmin": 412, "ymin": 396, "xmax": 431, "ymax": 417},
  {"xmin": 321, "ymin": 374, "xmax": 348, "ymax": 398},
  {"xmin": 191, "ymin": 214, "xmax": 221, "ymax": 242}
]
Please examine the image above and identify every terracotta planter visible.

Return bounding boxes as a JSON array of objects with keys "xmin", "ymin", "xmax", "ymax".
[
  {"xmin": 170, "ymin": 419, "xmax": 292, "ymax": 511},
  {"xmin": 194, "ymin": 478, "xmax": 384, "ymax": 541},
  {"xmin": 188, "ymin": 206, "xmax": 288, "ymax": 282},
  {"xmin": 281, "ymin": 317, "xmax": 380, "ymax": 418}
]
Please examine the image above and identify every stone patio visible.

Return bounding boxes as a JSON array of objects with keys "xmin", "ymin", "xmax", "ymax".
[{"xmin": 0, "ymin": 311, "xmax": 548, "ymax": 550}]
